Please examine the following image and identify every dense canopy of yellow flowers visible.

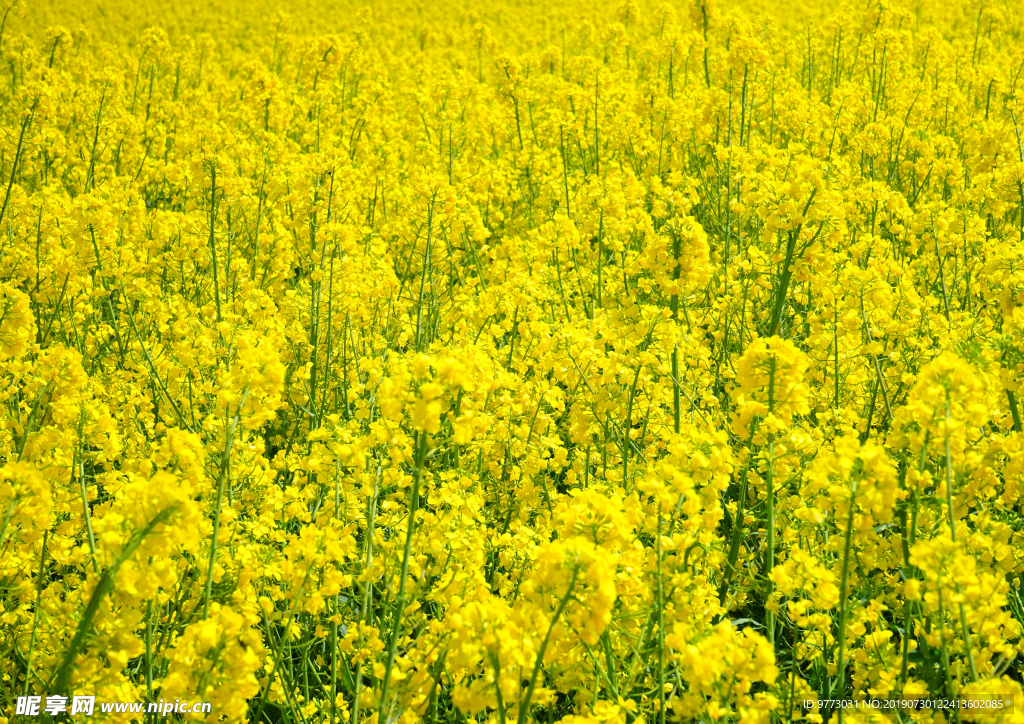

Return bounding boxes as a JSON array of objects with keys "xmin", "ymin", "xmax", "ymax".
[{"xmin": 3, "ymin": 0, "xmax": 1024, "ymax": 721}]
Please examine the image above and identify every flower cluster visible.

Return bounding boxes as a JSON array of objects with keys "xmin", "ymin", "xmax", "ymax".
[{"xmin": 2, "ymin": 0, "xmax": 1024, "ymax": 721}]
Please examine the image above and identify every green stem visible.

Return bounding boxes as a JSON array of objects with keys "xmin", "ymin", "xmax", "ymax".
[
  {"xmin": 202, "ymin": 389, "xmax": 248, "ymax": 618},
  {"xmin": 944, "ymin": 398, "xmax": 978, "ymax": 684},
  {"xmin": 833, "ymin": 473, "xmax": 857, "ymax": 720},
  {"xmin": 657, "ymin": 507, "xmax": 666, "ymax": 724},
  {"xmin": 21, "ymin": 531, "xmax": 48, "ymax": 697},
  {"xmin": 1007, "ymin": 389, "xmax": 1022, "ymax": 433},
  {"xmin": 670, "ymin": 229, "xmax": 681, "ymax": 435},
  {"xmin": 767, "ymin": 189, "xmax": 818, "ymax": 337},
  {"xmin": 516, "ymin": 567, "xmax": 580, "ymax": 724},
  {"xmin": 50, "ymin": 506, "xmax": 177, "ymax": 696},
  {"xmin": 765, "ymin": 360, "xmax": 777, "ymax": 644},
  {"xmin": 208, "ymin": 162, "xmax": 222, "ymax": 324},
  {"xmin": 0, "ymin": 99, "xmax": 37, "ymax": 230},
  {"xmin": 350, "ymin": 464, "xmax": 380, "ymax": 724},
  {"xmin": 378, "ymin": 431, "xmax": 428, "ymax": 720}
]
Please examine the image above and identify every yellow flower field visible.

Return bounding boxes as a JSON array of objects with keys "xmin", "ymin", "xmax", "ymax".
[{"xmin": 2, "ymin": 0, "xmax": 1024, "ymax": 721}]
